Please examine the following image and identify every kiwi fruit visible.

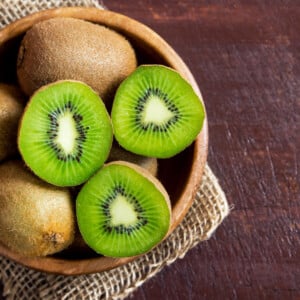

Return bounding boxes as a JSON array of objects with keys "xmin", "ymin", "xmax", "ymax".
[
  {"xmin": 76, "ymin": 161, "xmax": 171, "ymax": 258},
  {"xmin": 0, "ymin": 83, "xmax": 24, "ymax": 161},
  {"xmin": 111, "ymin": 65, "xmax": 205, "ymax": 158},
  {"xmin": 18, "ymin": 80, "xmax": 113, "ymax": 187},
  {"xmin": 107, "ymin": 141, "xmax": 158, "ymax": 176},
  {"xmin": 0, "ymin": 160, "xmax": 75, "ymax": 257},
  {"xmin": 17, "ymin": 17, "xmax": 137, "ymax": 105}
]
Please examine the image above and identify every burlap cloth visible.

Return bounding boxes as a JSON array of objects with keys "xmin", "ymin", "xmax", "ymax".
[{"xmin": 0, "ymin": 1, "xmax": 230, "ymax": 299}]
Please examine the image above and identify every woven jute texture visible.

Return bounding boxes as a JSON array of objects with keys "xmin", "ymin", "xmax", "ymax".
[{"xmin": 0, "ymin": 1, "xmax": 230, "ymax": 299}]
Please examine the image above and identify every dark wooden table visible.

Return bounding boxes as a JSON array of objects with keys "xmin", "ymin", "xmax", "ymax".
[
  {"xmin": 1, "ymin": 1, "xmax": 299, "ymax": 299},
  {"xmin": 105, "ymin": 1, "xmax": 300, "ymax": 299}
]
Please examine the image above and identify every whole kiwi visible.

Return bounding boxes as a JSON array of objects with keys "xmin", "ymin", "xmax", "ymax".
[
  {"xmin": 0, "ymin": 83, "xmax": 24, "ymax": 162},
  {"xmin": 17, "ymin": 17, "xmax": 137, "ymax": 105},
  {"xmin": 0, "ymin": 160, "xmax": 75, "ymax": 257}
]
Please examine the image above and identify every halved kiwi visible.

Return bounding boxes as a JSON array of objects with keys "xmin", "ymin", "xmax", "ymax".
[
  {"xmin": 76, "ymin": 161, "xmax": 171, "ymax": 258},
  {"xmin": 18, "ymin": 80, "xmax": 113, "ymax": 187},
  {"xmin": 111, "ymin": 65, "xmax": 205, "ymax": 158}
]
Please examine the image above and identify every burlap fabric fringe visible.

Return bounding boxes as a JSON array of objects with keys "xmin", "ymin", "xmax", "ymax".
[{"xmin": 0, "ymin": 1, "xmax": 230, "ymax": 299}]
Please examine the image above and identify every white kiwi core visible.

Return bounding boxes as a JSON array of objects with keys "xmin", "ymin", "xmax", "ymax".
[
  {"xmin": 142, "ymin": 96, "xmax": 174, "ymax": 125},
  {"xmin": 55, "ymin": 111, "xmax": 79, "ymax": 154},
  {"xmin": 110, "ymin": 194, "xmax": 138, "ymax": 226}
]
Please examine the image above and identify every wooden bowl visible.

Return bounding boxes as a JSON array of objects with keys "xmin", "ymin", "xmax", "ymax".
[{"xmin": 0, "ymin": 7, "xmax": 208, "ymax": 275}]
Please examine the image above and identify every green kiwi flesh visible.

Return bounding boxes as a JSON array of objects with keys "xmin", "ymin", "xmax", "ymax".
[
  {"xmin": 111, "ymin": 65, "xmax": 205, "ymax": 158},
  {"xmin": 0, "ymin": 160, "xmax": 75, "ymax": 256},
  {"xmin": 17, "ymin": 17, "xmax": 137, "ymax": 105},
  {"xmin": 76, "ymin": 161, "xmax": 171, "ymax": 257},
  {"xmin": 0, "ymin": 84, "xmax": 24, "ymax": 161},
  {"xmin": 18, "ymin": 80, "xmax": 113, "ymax": 187}
]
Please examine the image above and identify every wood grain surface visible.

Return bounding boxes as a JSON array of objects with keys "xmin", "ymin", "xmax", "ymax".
[
  {"xmin": 105, "ymin": 1, "xmax": 300, "ymax": 299},
  {"xmin": 1, "ymin": 0, "xmax": 299, "ymax": 299}
]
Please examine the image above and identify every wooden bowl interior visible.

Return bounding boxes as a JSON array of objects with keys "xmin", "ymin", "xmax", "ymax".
[{"xmin": 0, "ymin": 7, "xmax": 208, "ymax": 275}]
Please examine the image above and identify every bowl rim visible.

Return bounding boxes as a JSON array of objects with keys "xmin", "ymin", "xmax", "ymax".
[{"xmin": 0, "ymin": 6, "xmax": 208, "ymax": 275}]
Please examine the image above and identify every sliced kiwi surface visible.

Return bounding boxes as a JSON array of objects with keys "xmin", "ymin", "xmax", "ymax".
[
  {"xmin": 18, "ymin": 80, "xmax": 113, "ymax": 187},
  {"xmin": 76, "ymin": 161, "xmax": 171, "ymax": 257},
  {"xmin": 111, "ymin": 65, "xmax": 205, "ymax": 158}
]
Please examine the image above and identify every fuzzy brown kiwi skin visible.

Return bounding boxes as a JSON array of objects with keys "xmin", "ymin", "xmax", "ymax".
[
  {"xmin": 107, "ymin": 142, "xmax": 158, "ymax": 177},
  {"xmin": 17, "ymin": 17, "xmax": 137, "ymax": 105},
  {"xmin": 0, "ymin": 84, "xmax": 25, "ymax": 162},
  {"xmin": 0, "ymin": 160, "xmax": 75, "ymax": 257}
]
